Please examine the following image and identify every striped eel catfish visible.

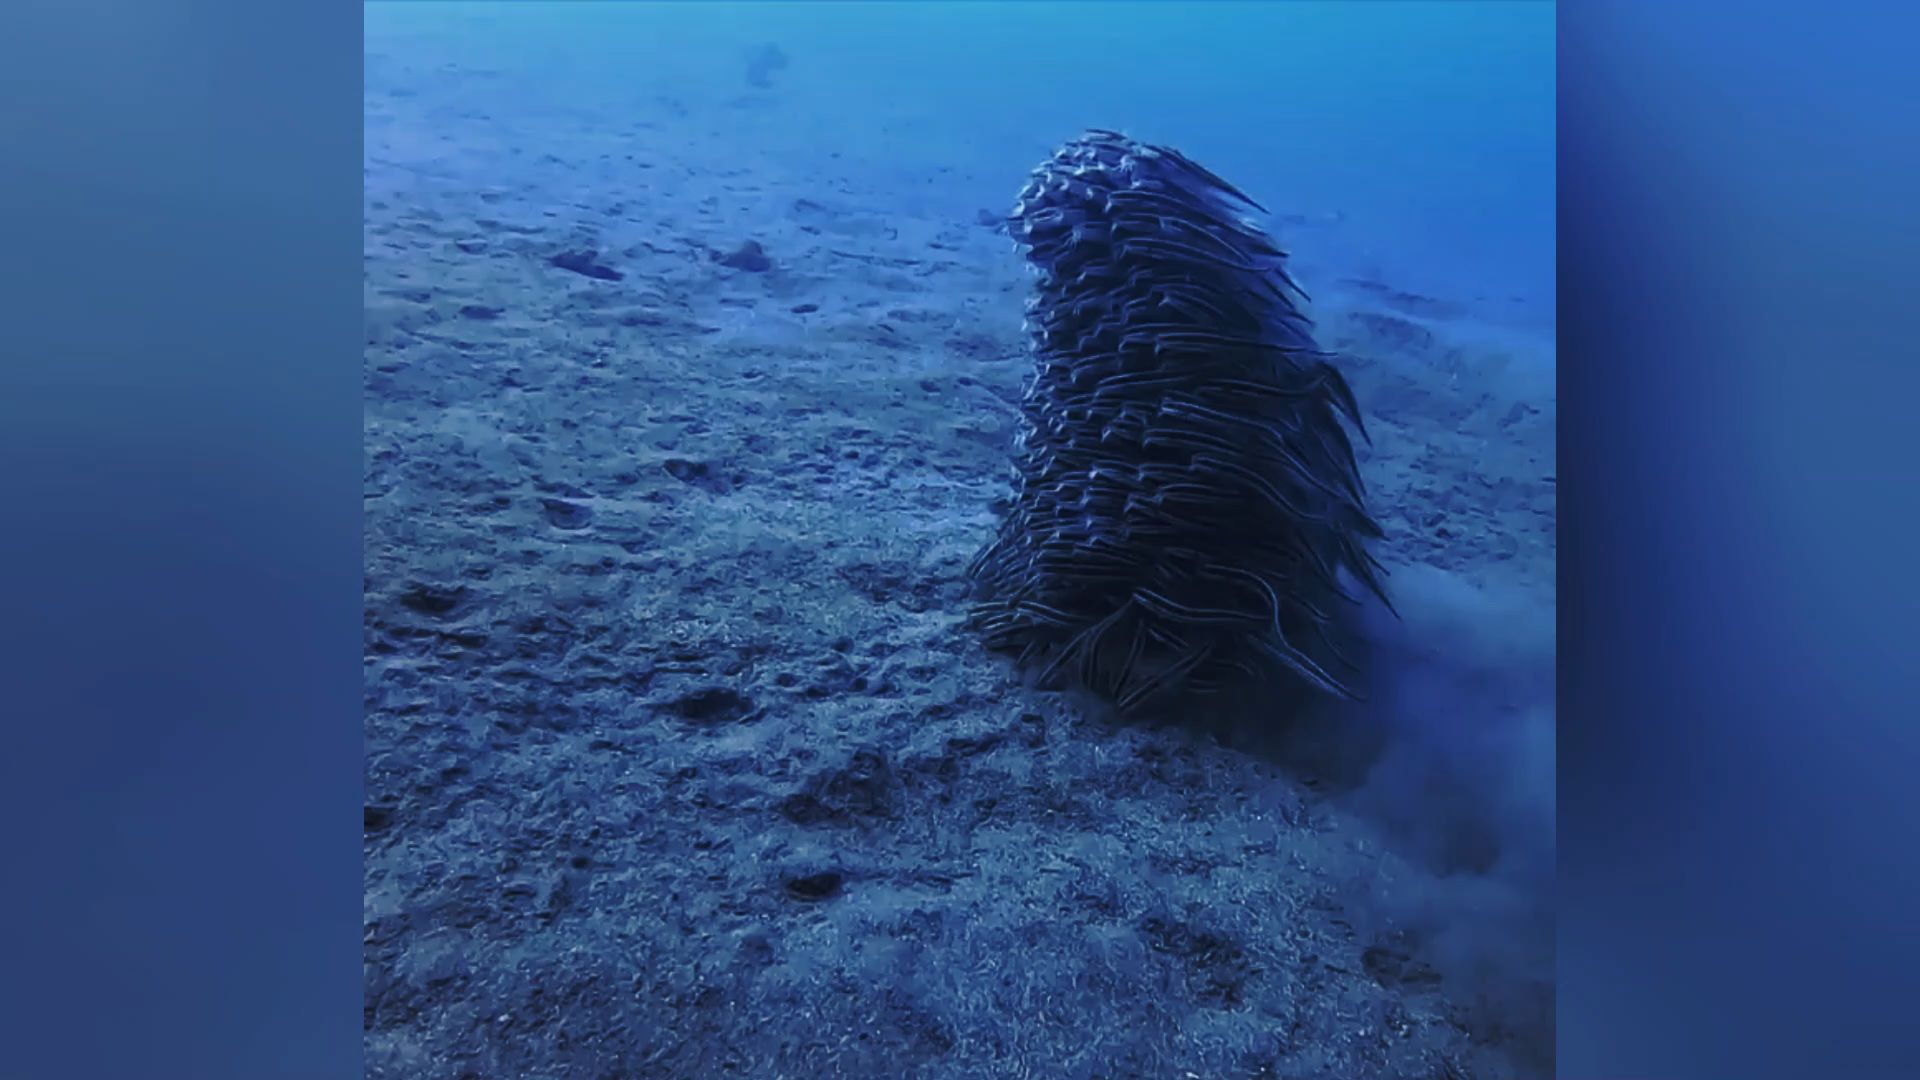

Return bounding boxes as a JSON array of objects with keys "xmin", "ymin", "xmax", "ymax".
[{"xmin": 967, "ymin": 129, "xmax": 1391, "ymax": 715}]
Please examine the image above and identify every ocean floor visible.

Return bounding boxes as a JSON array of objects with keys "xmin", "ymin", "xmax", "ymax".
[{"xmin": 364, "ymin": 23, "xmax": 1557, "ymax": 1080}]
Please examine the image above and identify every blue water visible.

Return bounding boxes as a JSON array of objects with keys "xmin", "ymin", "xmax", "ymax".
[
  {"xmin": 371, "ymin": 0, "xmax": 1554, "ymax": 325},
  {"xmin": 364, "ymin": 6, "xmax": 1558, "ymax": 1075}
]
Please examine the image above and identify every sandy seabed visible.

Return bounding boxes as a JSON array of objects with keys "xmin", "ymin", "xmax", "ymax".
[{"xmin": 364, "ymin": 29, "xmax": 1557, "ymax": 1080}]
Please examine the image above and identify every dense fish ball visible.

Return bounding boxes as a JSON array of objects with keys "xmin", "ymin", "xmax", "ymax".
[{"xmin": 967, "ymin": 129, "xmax": 1390, "ymax": 715}]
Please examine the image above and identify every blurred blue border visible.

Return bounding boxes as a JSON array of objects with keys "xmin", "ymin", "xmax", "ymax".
[
  {"xmin": 2, "ymin": 1, "xmax": 1916, "ymax": 1077},
  {"xmin": 0, "ymin": 1, "xmax": 361, "ymax": 1077},
  {"xmin": 1560, "ymin": 1, "xmax": 1918, "ymax": 1077}
]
